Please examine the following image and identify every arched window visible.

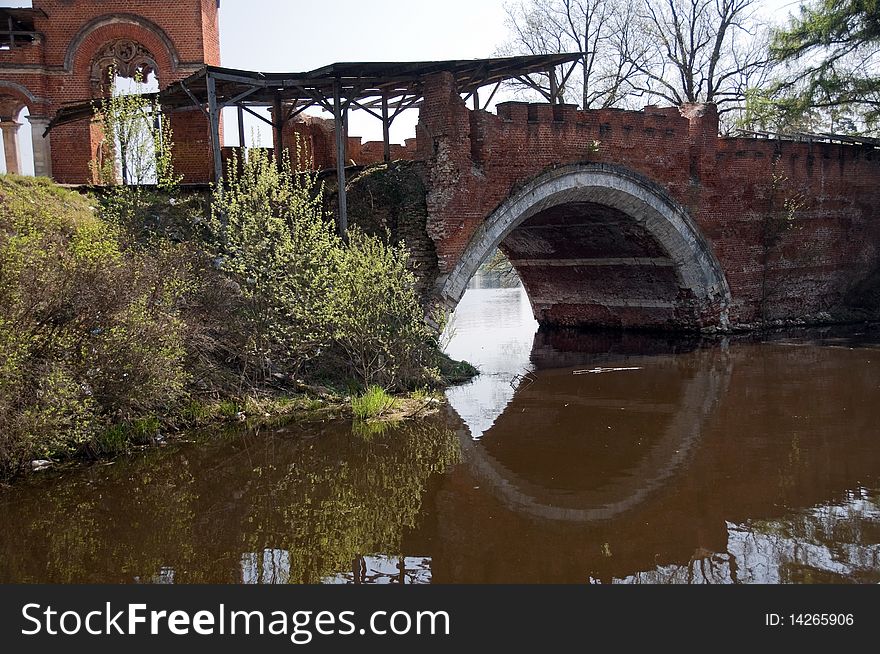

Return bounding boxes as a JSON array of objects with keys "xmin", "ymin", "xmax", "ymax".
[
  {"xmin": 0, "ymin": 98, "xmax": 33, "ymax": 176},
  {"xmin": 90, "ymin": 39, "xmax": 162, "ymax": 184}
]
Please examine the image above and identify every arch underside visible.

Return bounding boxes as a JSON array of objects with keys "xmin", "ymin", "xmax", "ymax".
[
  {"xmin": 440, "ymin": 164, "xmax": 731, "ymax": 330},
  {"xmin": 504, "ymin": 201, "xmax": 705, "ymax": 328}
]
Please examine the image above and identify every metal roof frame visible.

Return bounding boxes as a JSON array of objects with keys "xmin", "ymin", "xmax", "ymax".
[
  {"xmin": 736, "ymin": 129, "xmax": 880, "ymax": 148},
  {"xmin": 47, "ymin": 53, "xmax": 583, "ymax": 235}
]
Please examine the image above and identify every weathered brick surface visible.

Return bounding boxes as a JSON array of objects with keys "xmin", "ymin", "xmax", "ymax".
[
  {"xmin": 277, "ymin": 112, "xmax": 418, "ymax": 169},
  {"xmin": 0, "ymin": 0, "xmax": 219, "ymax": 183},
  {"xmin": 408, "ymin": 72, "xmax": 880, "ymax": 329}
]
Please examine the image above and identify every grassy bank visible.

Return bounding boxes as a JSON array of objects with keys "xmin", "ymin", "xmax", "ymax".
[{"xmin": 0, "ymin": 168, "xmax": 476, "ymax": 480}]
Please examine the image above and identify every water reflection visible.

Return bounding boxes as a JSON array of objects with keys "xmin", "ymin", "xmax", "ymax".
[
  {"xmin": 433, "ymin": 283, "xmax": 880, "ymax": 583},
  {"xmin": 0, "ymin": 418, "xmax": 458, "ymax": 584},
  {"xmin": 457, "ymin": 346, "xmax": 730, "ymax": 522},
  {"xmin": 609, "ymin": 488, "xmax": 880, "ymax": 584},
  {"xmin": 2, "ymin": 283, "xmax": 880, "ymax": 584},
  {"xmin": 443, "ymin": 286, "xmax": 537, "ymax": 439}
]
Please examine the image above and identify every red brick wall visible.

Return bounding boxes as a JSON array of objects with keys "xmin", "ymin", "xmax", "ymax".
[
  {"xmin": 415, "ymin": 72, "xmax": 880, "ymax": 328},
  {"xmin": 0, "ymin": 0, "xmax": 219, "ymax": 183},
  {"xmin": 169, "ymin": 107, "xmax": 214, "ymax": 183},
  {"xmin": 278, "ymin": 115, "xmax": 336, "ymax": 170},
  {"xmin": 277, "ymin": 112, "xmax": 419, "ymax": 171}
]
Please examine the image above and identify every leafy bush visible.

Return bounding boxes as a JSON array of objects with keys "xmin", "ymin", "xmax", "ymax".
[
  {"xmin": 330, "ymin": 229, "xmax": 440, "ymax": 388},
  {"xmin": 0, "ymin": 175, "xmax": 190, "ymax": 476},
  {"xmin": 0, "ymin": 141, "xmax": 454, "ymax": 478},
  {"xmin": 211, "ymin": 148, "xmax": 441, "ymax": 390},
  {"xmin": 210, "ymin": 149, "xmax": 336, "ymax": 384}
]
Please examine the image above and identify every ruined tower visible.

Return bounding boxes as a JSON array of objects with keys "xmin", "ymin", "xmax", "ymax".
[{"xmin": 0, "ymin": 0, "xmax": 220, "ymax": 182}]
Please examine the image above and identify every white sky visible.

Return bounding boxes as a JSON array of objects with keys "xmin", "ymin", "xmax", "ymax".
[
  {"xmin": 217, "ymin": 0, "xmax": 511, "ymax": 145},
  {"xmin": 0, "ymin": 0, "xmax": 804, "ymax": 168}
]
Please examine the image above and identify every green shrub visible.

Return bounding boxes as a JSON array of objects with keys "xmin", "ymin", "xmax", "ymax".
[
  {"xmin": 210, "ymin": 147, "xmax": 442, "ymax": 391},
  {"xmin": 351, "ymin": 385, "xmax": 396, "ymax": 420},
  {"xmin": 0, "ymin": 175, "xmax": 190, "ymax": 477},
  {"xmin": 329, "ymin": 229, "xmax": 440, "ymax": 389},
  {"xmin": 210, "ymin": 148, "xmax": 336, "ymax": 384}
]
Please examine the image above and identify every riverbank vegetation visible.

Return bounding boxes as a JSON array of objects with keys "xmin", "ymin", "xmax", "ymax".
[{"xmin": 0, "ymin": 146, "xmax": 473, "ymax": 479}]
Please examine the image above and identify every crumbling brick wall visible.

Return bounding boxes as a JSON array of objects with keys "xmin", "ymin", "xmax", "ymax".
[
  {"xmin": 412, "ymin": 71, "xmax": 880, "ymax": 328},
  {"xmin": 0, "ymin": 0, "xmax": 220, "ymax": 183}
]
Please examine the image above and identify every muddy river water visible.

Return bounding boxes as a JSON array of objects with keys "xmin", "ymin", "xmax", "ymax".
[{"xmin": 2, "ymin": 284, "xmax": 879, "ymax": 583}]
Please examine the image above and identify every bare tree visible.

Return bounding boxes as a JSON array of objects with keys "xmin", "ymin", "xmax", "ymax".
[
  {"xmin": 497, "ymin": 0, "xmax": 773, "ymax": 131},
  {"xmin": 496, "ymin": 0, "xmax": 645, "ymax": 108},
  {"xmin": 628, "ymin": 0, "xmax": 770, "ymax": 115}
]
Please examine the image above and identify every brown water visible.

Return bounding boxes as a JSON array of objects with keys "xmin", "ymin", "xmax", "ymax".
[{"xmin": 2, "ymin": 284, "xmax": 880, "ymax": 584}]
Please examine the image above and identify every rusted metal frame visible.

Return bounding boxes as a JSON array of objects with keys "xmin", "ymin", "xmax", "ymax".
[
  {"xmin": 348, "ymin": 98, "xmax": 383, "ymax": 121},
  {"xmin": 389, "ymin": 93, "xmax": 421, "ymax": 121},
  {"xmin": 382, "ymin": 93, "xmax": 391, "ymax": 163},
  {"xmin": 221, "ymin": 85, "xmax": 263, "ymax": 150},
  {"xmin": 548, "ymin": 68, "xmax": 559, "ymax": 104},
  {"xmin": 463, "ymin": 79, "xmax": 502, "ymax": 110},
  {"xmin": 179, "ymin": 80, "xmax": 209, "ymax": 117},
  {"xmin": 355, "ymin": 90, "xmax": 415, "ymax": 111},
  {"xmin": 218, "ymin": 85, "xmax": 261, "ymax": 110},
  {"xmin": 333, "ymin": 79, "xmax": 349, "ymax": 237},
  {"xmin": 482, "ymin": 80, "xmax": 502, "ymax": 109},
  {"xmin": 206, "ymin": 74, "xmax": 224, "ymax": 185},
  {"xmin": 287, "ymin": 83, "xmax": 334, "ymax": 113},
  {"xmin": 285, "ymin": 99, "xmax": 320, "ymax": 122},
  {"xmin": 238, "ymin": 103, "xmax": 274, "ymax": 127},
  {"xmin": 467, "ymin": 62, "xmax": 490, "ymax": 109},
  {"xmin": 273, "ymin": 91, "xmax": 284, "ymax": 167},
  {"xmin": 204, "ymin": 70, "xmax": 273, "ymax": 87},
  {"xmin": 513, "ymin": 74, "xmax": 553, "ymax": 102},
  {"xmin": 237, "ymin": 104, "xmax": 246, "ymax": 148},
  {"xmin": 560, "ymin": 59, "xmax": 579, "ymax": 88}
]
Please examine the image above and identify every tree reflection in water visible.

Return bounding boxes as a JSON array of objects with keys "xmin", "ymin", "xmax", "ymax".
[
  {"xmin": 0, "ymin": 417, "xmax": 459, "ymax": 584},
  {"xmin": 4, "ymin": 290, "xmax": 880, "ymax": 584},
  {"xmin": 603, "ymin": 488, "xmax": 880, "ymax": 584}
]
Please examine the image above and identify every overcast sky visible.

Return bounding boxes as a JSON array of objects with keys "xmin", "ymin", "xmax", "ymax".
[
  {"xmin": 0, "ymin": 0, "xmax": 804, "ymax": 169},
  {"xmin": 218, "ymin": 0, "xmax": 800, "ymax": 144}
]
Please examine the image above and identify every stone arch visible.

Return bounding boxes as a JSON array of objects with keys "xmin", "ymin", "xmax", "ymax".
[
  {"xmin": 63, "ymin": 14, "xmax": 180, "ymax": 73},
  {"xmin": 438, "ymin": 163, "xmax": 731, "ymax": 329},
  {"xmin": 0, "ymin": 81, "xmax": 42, "ymax": 114}
]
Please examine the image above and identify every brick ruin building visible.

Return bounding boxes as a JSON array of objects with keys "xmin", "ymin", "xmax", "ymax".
[{"xmin": 0, "ymin": 0, "xmax": 220, "ymax": 182}]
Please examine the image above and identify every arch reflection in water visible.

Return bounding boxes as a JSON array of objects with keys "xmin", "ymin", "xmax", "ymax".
[
  {"xmin": 457, "ymin": 342, "xmax": 730, "ymax": 523},
  {"xmin": 3, "ymin": 284, "xmax": 880, "ymax": 584},
  {"xmin": 434, "ymin": 285, "xmax": 880, "ymax": 583}
]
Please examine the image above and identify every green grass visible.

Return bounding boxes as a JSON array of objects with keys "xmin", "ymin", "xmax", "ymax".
[
  {"xmin": 217, "ymin": 400, "xmax": 241, "ymax": 418},
  {"xmin": 90, "ymin": 415, "xmax": 160, "ymax": 456},
  {"xmin": 92, "ymin": 425, "xmax": 130, "ymax": 456},
  {"xmin": 437, "ymin": 352, "xmax": 479, "ymax": 384},
  {"xmin": 351, "ymin": 385, "xmax": 396, "ymax": 420}
]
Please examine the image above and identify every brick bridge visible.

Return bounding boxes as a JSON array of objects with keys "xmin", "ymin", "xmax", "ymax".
[
  {"xmin": 362, "ymin": 72, "xmax": 880, "ymax": 331},
  {"xmin": 2, "ymin": 1, "xmax": 879, "ymax": 331}
]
